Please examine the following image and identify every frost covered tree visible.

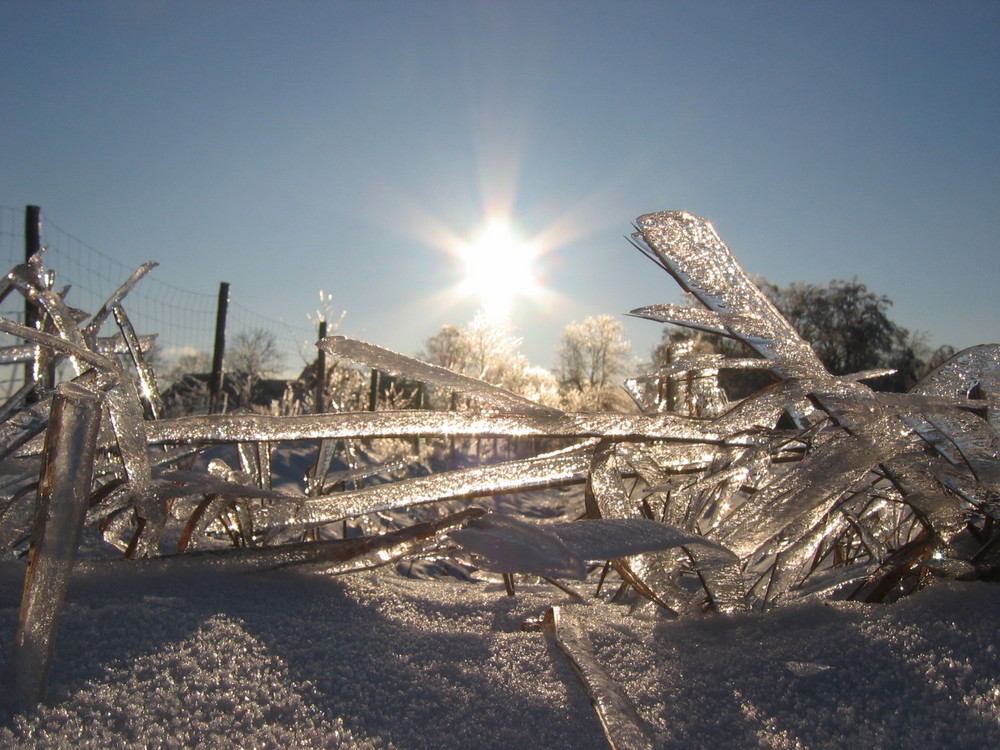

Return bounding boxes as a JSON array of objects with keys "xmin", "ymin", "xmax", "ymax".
[
  {"xmin": 558, "ymin": 315, "xmax": 634, "ymax": 411},
  {"xmin": 419, "ymin": 313, "xmax": 558, "ymax": 408},
  {"xmin": 419, "ymin": 324, "xmax": 471, "ymax": 375}
]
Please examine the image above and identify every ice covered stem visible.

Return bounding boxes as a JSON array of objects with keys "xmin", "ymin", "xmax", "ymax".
[
  {"xmin": 546, "ymin": 606, "xmax": 657, "ymax": 750},
  {"xmin": 9, "ymin": 381, "xmax": 103, "ymax": 713}
]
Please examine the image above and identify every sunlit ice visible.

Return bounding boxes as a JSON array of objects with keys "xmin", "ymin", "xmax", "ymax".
[{"xmin": 457, "ymin": 219, "xmax": 541, "ymax": 319}]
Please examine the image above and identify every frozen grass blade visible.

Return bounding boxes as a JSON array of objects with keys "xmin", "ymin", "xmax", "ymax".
[
  {"xmin": 910, "ymin": 343, "xmax": 1000, "ymax": 400},
  {"xmin": 260, "ymin": 451, "xmax": 593, "ymax": 536},
  {"xmin": 142, "ymin": 409, "xmax": 726, "ymax": 447},
  {"xmin": 81, "ymin": 261, "xmax": 158, "ymax": 343},
  {"xmin": 320, "ymin": 335, "xmax": 562, "ymax": 416},
  {"xmin": 547, "ymin": 605, "xmax": 657, "ymax": 750},
  {"xmin": 162, "ymin": 507, "xmax": 485, "ymax": 574},
  {"xmin": 632, "ymin": 211, "xmax": 826, "ymax": 378},
  {"xmin": 451, "ymin": 513, "xmax": 587, "ymax": 579},
  {"xmin": 112, "ymin": 304, "xmax": 163, "ymax": 419},
  {"xmin": 10, "ymin": 381, "xmax": 103, "ymax": 713}
]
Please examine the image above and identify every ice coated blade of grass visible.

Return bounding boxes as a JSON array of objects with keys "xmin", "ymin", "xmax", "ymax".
[
  {"xmin": 916, "ymin": 409, "xmax": 999, "ymax": 490},
  {"xmin": 712, "ymin": 415, "xmax": 916, "ymax": 561},
  {"xmin": 259, "ymin": 452, "xmax": 593, "ymax": 535},
  {"xmin": 0, "ymin": 318, "xmax": 120, "ymax": 378},
  {"xmin": 549, "ymin": 517, "xmax": 737, "ymax": 564},
  {"xmin": 910, "ymin": 344, "xmax": 1000, "ymax": 399},
  {"xmin": 10, "ymin": 381, "xmax": 103, "ymax": 713},
  {"xmin": 311, "ymin": 456, "xmax": 409, "ymax": 496},
  {"xmin": 0, "ymin": 334, "xmax": 156, "ymax": 365},
  {"xmin": 629, "ymin": 303, "xmax": 781, "ymax": 345},
  {"xmin": 237, "ymin": 439, "xmax": 272, "ymax": 490},
  {"xmin": 628, "ymin": 303, "xmax": 734, "ymax": 337},
  {"xmin": 548, "ymin": 605, "xmax": 657, "ymax": 750},
  {"xmin": 883, "ymin": 456, "xmax": 968, "ymax": 537},
  {"xmin": 165, "ymin": 507, "xmax": 485, "ymax": 573},
  {"xmin": 141, "ymin": 409, "xmax": 727, "ymax": 447},
  {"xmin": 112, "ymin": 305, "xmax": 163, "ymax": 419},
  {"xmin": 81, "ymin": 261, "xmax": 158, "ymax": 343},
  {"xmin": 632, "ymin": 211, "xmax": 826, "ymax": 378},
  {"xmin": 319, "ymin": 335, "xmax": 563, "ymax": 416},
  {"xmin": 104, "ymin": 381, "xmax": 176, "ymax": 557},
  {"xmin": 450, "ymin": 513, "xmax": 587, "ymax": 579}
]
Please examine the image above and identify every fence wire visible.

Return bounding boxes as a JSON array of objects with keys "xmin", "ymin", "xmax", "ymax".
[{"xmin": 0, "ymin": 206, "xmax": 316, "ymax": 394}]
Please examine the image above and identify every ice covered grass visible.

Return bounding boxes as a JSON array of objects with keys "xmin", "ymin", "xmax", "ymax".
[{"xmin": 0, "ymin": 209, "xmax": 997, "ymax": 744}]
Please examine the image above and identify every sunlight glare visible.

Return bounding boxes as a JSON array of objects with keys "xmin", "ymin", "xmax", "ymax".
[{"xmin": 459, "ymin": 220, "xmax": 540, "ymax": 318}]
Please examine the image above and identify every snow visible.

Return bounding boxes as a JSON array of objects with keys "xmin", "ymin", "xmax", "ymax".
[{"xmin": 1, "ymin": 555, "xmax": 998, "ymax": 748}]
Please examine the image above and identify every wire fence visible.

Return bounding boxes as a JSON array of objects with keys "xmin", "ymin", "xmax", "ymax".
[{"xmin": 0, "ymin": 205, "xmax": 317, "ymax": 394}]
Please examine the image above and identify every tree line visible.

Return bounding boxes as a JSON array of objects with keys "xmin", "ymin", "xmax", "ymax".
[{"xmin": 155, "ymin": 276, "xmax": 954, "ymax": 416}]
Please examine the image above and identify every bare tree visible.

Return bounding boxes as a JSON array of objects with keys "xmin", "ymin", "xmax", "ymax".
[{"xmin": 226, "ymin": 328, "xmax": 283, "ymax": 405}]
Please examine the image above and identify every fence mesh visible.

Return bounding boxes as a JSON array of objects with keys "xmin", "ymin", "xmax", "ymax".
[{"xmin": 0, "ymin": 205, "xmax": 317, "ymax": 395}]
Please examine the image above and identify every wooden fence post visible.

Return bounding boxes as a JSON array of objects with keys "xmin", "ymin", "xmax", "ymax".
[
  {"xmin": 368, "ymin": 368, "xmax": 380, "ymax": 412},
  {"xmin": 209, "ymin": 282, "xmax": 230, "ymax": 413},
  {"xmin": 314, "ymin": 320, "xmax": 327, "ymax": 413}
]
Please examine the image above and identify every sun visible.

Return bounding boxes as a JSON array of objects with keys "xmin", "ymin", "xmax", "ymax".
[{"xmin": 458, "ymin": 220, "xmax": 540, "ymax": 318}]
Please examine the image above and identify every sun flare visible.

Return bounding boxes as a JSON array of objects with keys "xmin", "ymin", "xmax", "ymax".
[{"xmin": 458, "ymin": 220, "xmax": 540, "ymax": 318}]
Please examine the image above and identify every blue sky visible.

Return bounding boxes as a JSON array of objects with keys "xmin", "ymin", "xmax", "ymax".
[{"xmin": 2, "ymin": 1, "xmax": 997, "ymax": 372}]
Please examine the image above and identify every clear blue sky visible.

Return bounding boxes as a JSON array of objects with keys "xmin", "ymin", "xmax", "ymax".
[{"xmin": 2, "ymin": 1, "xmax": 997, "ymax": 372}]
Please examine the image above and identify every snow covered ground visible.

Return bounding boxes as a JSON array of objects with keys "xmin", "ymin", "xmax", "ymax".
[{"xmin": 1, "ymin": 548, "xmax": 998, "ymax": 749}]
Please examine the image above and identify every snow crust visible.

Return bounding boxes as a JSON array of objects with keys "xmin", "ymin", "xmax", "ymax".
[{"xmin": 1, "ymin": 559, "xmax": 998, "ymax": 748}]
